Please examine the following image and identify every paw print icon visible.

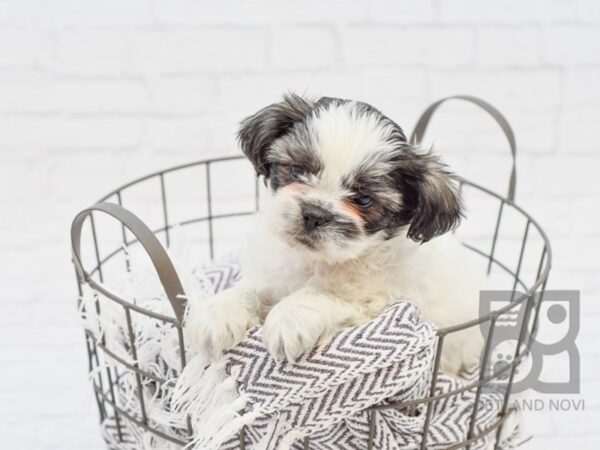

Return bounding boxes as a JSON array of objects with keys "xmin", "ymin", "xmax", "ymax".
[{"xmin": 479, "ymin": 290, "xmax": 580, "ymax": 394}]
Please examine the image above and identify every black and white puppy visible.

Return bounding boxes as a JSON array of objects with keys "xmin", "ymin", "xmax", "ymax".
[{"xmin": 186, "ymin": 94, "xmax": 483, "ymax": 374}]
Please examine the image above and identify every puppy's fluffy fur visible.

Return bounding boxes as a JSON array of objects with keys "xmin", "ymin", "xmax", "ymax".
[{"xmin": 187, "ymin": 94, "xmax": 483, "ymax": 374}]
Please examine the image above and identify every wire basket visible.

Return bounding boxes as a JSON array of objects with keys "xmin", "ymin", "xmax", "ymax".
[{"xmin": 71, "ymin": 96, "xmax": 551, "ymax": 449}]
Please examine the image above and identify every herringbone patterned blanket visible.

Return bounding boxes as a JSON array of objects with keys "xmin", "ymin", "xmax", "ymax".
[
  {"xmin": 171, "ymin": 265, "xmax": 520, "ymax": 450},
  {"xmin": 84, "ymin": 257, "xmax": 521, "ymax": 450}
]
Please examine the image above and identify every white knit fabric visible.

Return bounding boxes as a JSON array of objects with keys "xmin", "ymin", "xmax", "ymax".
[{"xmin": 80, "ymin": 252, "xmax": 522, "ymax": 450}]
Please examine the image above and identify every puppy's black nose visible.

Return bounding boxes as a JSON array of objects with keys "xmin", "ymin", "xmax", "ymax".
[{"xmin": 301, "ymin": 203, "xmax": 332, "ymax": 231}]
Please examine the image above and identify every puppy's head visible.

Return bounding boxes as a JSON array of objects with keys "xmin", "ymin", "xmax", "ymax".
[{"xmin": 238, "ymin": 93, "xmax": 462, "ymax": 263}]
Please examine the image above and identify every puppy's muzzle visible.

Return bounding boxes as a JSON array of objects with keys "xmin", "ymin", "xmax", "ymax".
[{"xmin": 301, "ymin": 202, "xmax": 333, "ymax": 232}]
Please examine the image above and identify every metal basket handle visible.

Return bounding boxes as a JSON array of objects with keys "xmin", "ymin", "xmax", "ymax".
[
  {"xmin": 410, "ymin": 95, "xmax": 517, "ymax": 202},
  {"xmin": 71, "ymin": 202, "xmax": 187, "ymax": 324}
]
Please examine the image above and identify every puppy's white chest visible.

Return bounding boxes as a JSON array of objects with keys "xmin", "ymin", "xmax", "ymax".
[{"xmin": 240, "ymin": 231, "xmax": 315, "ymax": 298}]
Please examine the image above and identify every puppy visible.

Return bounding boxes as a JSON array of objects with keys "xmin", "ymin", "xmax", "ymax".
[{"xmin": 186, "ymin": 94, "xmax": 483, "ymax": 374}]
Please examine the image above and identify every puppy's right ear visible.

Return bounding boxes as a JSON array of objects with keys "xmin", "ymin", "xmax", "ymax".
[{"xmin": 237, "ymin": 93, "xmax": 313, "ymax": 178}]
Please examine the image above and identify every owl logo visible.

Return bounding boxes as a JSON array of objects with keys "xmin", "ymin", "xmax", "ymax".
[{"xmin": 479, "ymin": 290, "xmax": 580, "ymax": 394}]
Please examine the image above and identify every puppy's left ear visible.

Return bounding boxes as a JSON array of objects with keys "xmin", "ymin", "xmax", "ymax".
[
  {"xmin": 237, "ymin": 93, "xmax": 313, "ymax": 178},
  {"xmin": 401, "ymin": 150, "xmax": 463, "ymax": 243}
]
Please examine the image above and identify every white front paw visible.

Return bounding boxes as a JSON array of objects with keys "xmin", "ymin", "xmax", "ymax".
[
  {"xmin": 185, "ymin": 288, "xmax": 258, "ymax": 359},
  {"xmin": 262, "ymin": 290, "xmax": 332, "ymax": 362}
]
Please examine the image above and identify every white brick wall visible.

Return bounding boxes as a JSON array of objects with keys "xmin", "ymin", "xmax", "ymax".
[{"xmin": 0, "ymin": 1, "xmax": 598, "ymax": 448}]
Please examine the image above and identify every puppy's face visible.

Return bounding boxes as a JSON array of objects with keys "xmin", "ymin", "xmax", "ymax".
[{"xmin": 238, "ymin": 94, "xmax": 462, "ymax": 263}]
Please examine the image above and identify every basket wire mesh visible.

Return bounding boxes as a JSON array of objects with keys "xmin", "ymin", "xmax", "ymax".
[{"xmin": 71, "ymin": 97, "xmax": 551, "ymax": 449}]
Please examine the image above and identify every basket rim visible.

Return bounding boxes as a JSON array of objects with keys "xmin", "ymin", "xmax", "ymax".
[{"xmin": 89, "ymin": 154, "xmax": 552, "ymax": 320}]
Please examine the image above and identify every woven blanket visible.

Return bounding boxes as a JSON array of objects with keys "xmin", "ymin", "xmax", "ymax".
[
  {"xmin": 79, "ymin": 249, "xmax": 522, "ymax": 450},
  {"xmin": 173, "ymin": 299, "xmax": 520, "ymax": 450}
]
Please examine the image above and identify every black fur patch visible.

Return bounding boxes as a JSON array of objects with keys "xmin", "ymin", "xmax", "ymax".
[
  {"xmin": 237, "ymin": 93, "xmax": 314, "ymax": 177},
  {"xmin": 340, "ymin": 148, "xmax": 407, "ymax": 238},
  {"xmin": 292, "ymin": 199, "xmax": 361, "ymax": 249},
  {"xmin": 391, "ymin": 147, "xmax": 463, "ymax": 242},
  {"xmin": 267, "ymin": 123, "xmax": 323, "ymax": 191},
  {"xmin": 340, "ymin": 144, "xmax": 462, "ymax": 241}
]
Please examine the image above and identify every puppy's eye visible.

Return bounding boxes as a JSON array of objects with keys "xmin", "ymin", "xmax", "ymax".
[
  {"xmin": 352, "ymin": 194, "xmax": 373, "ymax": 208},
  {"xmin": 290, "ymin": 165, "xmax": 306, "ymax": 181}
]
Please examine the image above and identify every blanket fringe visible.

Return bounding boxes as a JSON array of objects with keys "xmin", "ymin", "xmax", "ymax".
[
  {"xmin": 188, "ymin": 401, "xmax": 257, "ymax": 450},
  {"xmin": 171, "ymin": 356, "xmax": 257, "ymax": 450}
]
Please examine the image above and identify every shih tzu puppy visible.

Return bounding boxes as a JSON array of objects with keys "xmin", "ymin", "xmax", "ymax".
[{"xmin": 186, "ymin": 94, "xmax": 483, "ymax": 374}]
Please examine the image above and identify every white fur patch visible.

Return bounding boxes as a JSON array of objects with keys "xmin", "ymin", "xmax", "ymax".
[{"xmin": 309, "ymin": 101, "xmax": 397, "ymax": 189}]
